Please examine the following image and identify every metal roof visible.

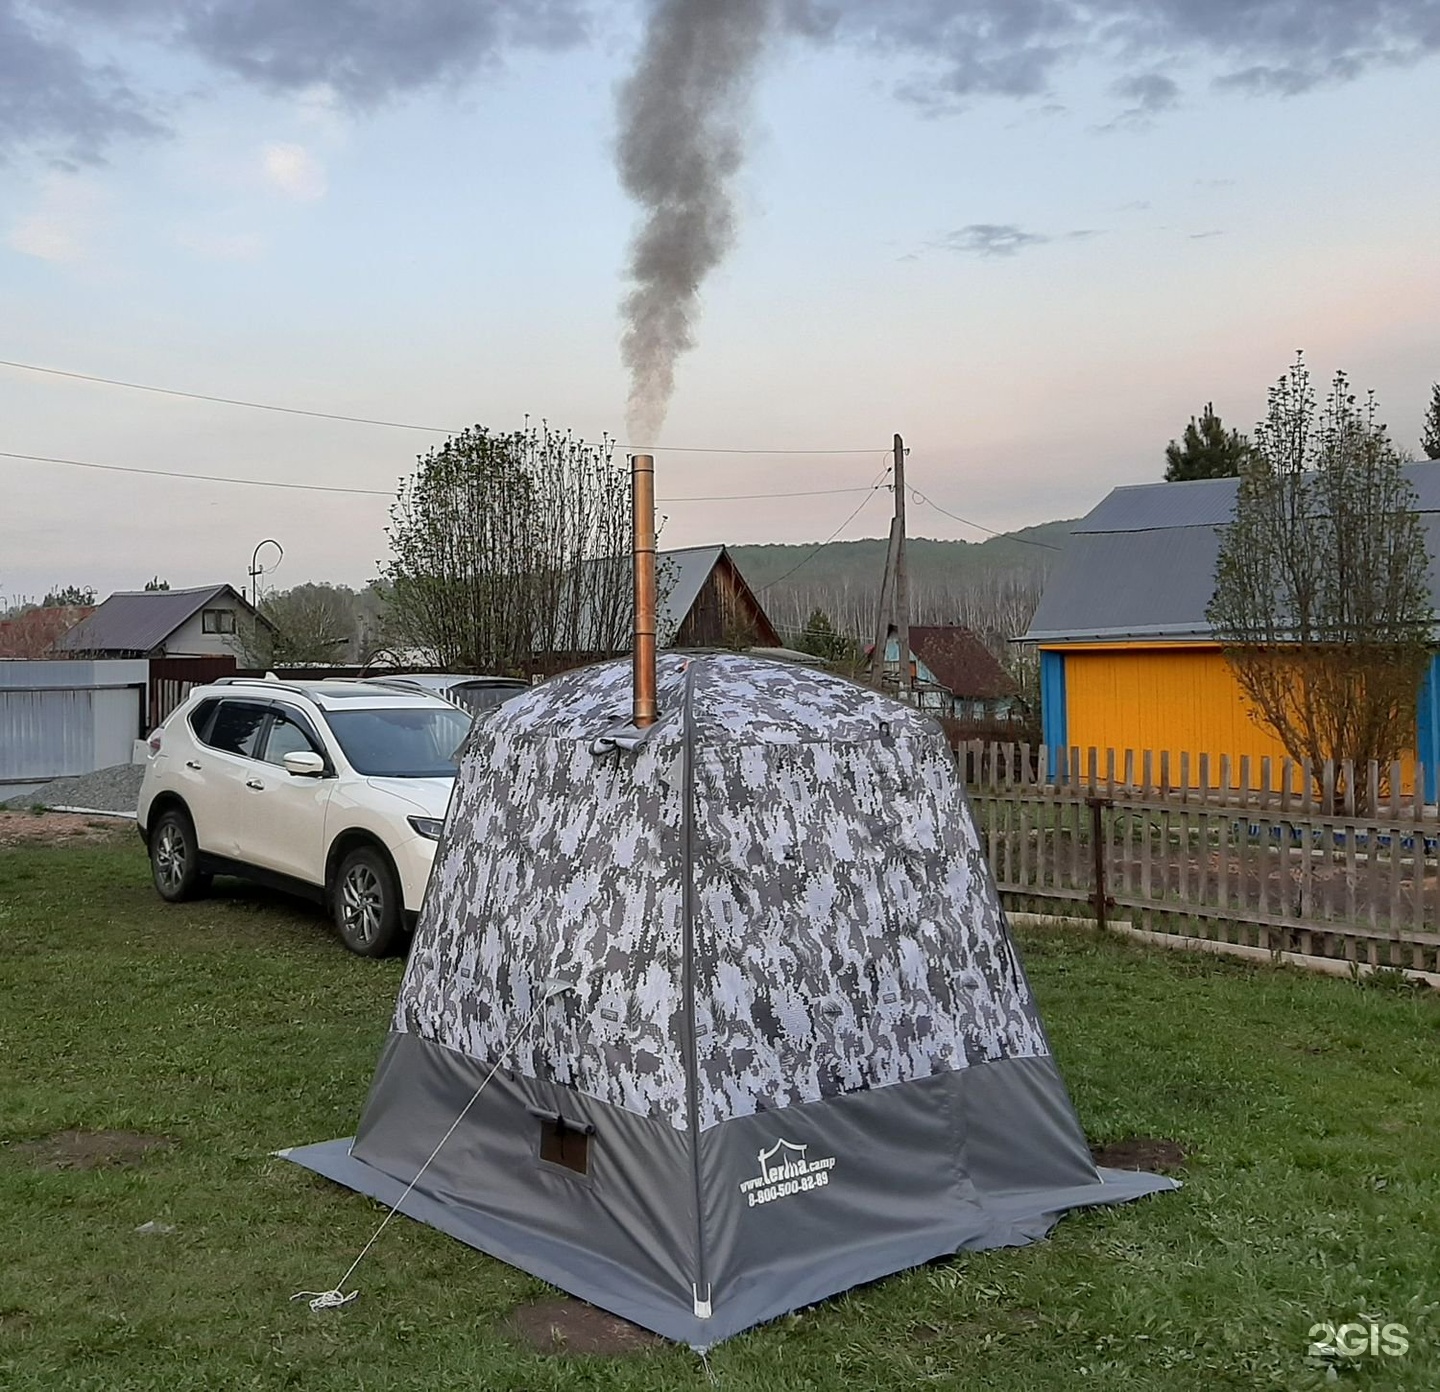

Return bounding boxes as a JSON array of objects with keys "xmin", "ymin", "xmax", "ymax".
[
  {"xmin": 1025, "ymin": 460, "xmax": 1440, "ymax": 642},
  {"xmin": 57, "ymin": 584, "xmax": 252, "ymax": 654},
  {"xmin": 907, "ymin": 626, "xmax": 1018, "ymax": 699},
  {"xmin": 657, "ymin": 546, "xmax": 725, "ymax": 644}
]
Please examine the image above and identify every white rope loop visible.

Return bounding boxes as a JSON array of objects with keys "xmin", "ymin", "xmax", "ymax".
[{"xmin": 292, "ymin": 977, "xmax": 579, "ymax": 1313}]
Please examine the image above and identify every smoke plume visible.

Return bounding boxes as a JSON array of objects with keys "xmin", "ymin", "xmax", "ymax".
[{"xmin": 617, "ymin": 0, "xmax": 772, "ymax": 445}]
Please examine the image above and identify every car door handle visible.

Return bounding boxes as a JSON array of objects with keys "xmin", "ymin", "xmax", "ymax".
[
  {"xmin": 245, "ymin": 778, "xmax": 265, "ymax": 790},
  {"xmin": 186, "ymin": 760, "xmax": 202, "ymax": 770}
]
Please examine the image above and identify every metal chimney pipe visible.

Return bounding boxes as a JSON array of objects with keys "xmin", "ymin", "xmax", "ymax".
[{"xmin": 632, "ymin": 452, "xmax": 658, "ymax": 728}]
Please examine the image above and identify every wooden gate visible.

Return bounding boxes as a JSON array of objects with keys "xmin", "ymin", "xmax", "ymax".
[{"xmin": 147, "ymin": 656, "xmax": 237, "ymax": 728}]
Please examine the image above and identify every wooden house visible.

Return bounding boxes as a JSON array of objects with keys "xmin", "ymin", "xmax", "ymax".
[{"xmin": 1024, "ymin": 466, "xmax": 1440, "ymax": 796}]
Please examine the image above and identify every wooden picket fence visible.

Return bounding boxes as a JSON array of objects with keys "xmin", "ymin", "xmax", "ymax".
[{"xmin": 962, "ymin": 743, "xmax": 1440, "ymax": 985}]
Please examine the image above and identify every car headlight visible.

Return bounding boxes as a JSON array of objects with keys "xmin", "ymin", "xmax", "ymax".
[{"xmin": 407, "ymin": 816, "xmax": 445, "ymax": 841}]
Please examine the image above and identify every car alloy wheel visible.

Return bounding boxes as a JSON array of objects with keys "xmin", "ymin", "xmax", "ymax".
[
  {"xmin": 154, "ymin": 820, "xmax": 187, "ymax": 895},
  {"xmin": 332, "ymin": 845, "xmax": 402, "ymax": 957},
  {"xmin": 339, "ymin": 861, "xmax": 384, "ymax": 948},
  {"xmin": 149, "ymin": 808, "xmax": 209, "ymax": 903}
]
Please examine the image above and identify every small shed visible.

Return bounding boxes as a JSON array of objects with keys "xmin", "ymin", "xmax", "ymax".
[{"xmin": 659, "ymin": 546, "xmax": 781, "ymax": 649}]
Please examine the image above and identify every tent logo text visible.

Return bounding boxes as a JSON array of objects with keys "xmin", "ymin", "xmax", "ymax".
[{"xmin": 739, "ymin": 1139, "xmax": 836, "ymax": 1208}]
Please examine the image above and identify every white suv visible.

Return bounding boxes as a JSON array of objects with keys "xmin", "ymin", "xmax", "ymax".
[{"xmin": 137, "ymin": 678, "xmax": 472, "ymax": 956}]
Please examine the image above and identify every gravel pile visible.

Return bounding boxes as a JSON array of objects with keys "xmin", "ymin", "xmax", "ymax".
[{"xmin": 3, "ymin": 763, "xmax": 146, "ymax": 815}]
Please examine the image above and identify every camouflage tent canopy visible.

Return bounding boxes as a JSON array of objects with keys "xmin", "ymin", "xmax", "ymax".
[{"xmin": 286, "ymin": 652, "xmax": 1174, "ymax": 1346}]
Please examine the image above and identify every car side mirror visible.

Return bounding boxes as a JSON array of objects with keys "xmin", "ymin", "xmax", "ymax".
[{"xmin": 282, "ymin": 750, "xmax": 327, "ymax": 777}]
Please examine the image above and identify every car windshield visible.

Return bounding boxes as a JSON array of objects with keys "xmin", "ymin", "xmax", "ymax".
[{"xmin": 324, "ymin": 706, "xmax": 472, "ymax": 777}]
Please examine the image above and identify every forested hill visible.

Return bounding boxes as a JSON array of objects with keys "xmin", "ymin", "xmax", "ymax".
[{"xmin": 729, "ymin": 520, "xmax": 1076, "ymax": 593}]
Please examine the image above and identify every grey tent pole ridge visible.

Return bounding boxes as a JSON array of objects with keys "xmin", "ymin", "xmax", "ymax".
[{"xmin": 679, "ymin": 659, "xmax": 712, "ymax": 1319}]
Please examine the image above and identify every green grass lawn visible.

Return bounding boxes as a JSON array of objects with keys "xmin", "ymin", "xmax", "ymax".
[{"xmin": 1, "ymin": 832, "xmax": 1437, "ymax": 1391}]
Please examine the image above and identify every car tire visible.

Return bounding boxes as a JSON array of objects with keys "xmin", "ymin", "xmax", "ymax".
[
  {"xmin": 149, "ymin": 808, "xmax": 210, "ymax": 903},
  {"xmin": 333, "ymin": 845, "xmax": 403, "ymax": 958}
]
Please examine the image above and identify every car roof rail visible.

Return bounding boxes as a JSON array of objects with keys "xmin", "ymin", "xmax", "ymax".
[{"xmin": 209, "ymin": 676, "xmax": 311, "ymax": 698}]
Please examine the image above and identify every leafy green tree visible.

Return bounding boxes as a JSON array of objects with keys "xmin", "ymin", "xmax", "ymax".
[
  {"xmin": 261, "ymin": 583, "xmax": 360, "ymax": 665},
  {"xmin": 42, "ymin": 585, "xmax": 95, "ymax": 607},
  {"xmin": 1164, "ymin": 403, "xmax": 1255, "ymax": 481},
  {"xmin": 1208, "ymin": 355, "xmax": 1433, "ymax": 807},
  {"xmin": 1422, "ymin": 383, "xmax": 1440, "ymax": 461}
]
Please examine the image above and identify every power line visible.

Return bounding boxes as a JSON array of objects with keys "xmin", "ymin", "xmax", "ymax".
[
  {"xmin": 0, "ymin": 447, "xmax": 887, "ymax": 504},
  {"xmin": 664, "ymin": 485, "xmax": 881, "ymax": 503},
  {"xmin": 0, "ymin": 449, "xmax": 393, "ymax": 496},
  {"xmin": 0, "ymin": 358, "xmax": 883, "ymax": 454},
  {"xmin": 759, "ymin": 466, "xmax": 891, "ymax": 591},
  {"xmin": 0, "ymin": 359, "xmax": 453, "ymax": 434},
  {"xmin": 908, "ymin": 486, "xmax": 1064, "ymax": 551}
]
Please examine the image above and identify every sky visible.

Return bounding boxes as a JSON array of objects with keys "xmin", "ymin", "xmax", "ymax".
[{"xmin": 3, "ymin": 0, "xmax": 1440, "ymax": 605}]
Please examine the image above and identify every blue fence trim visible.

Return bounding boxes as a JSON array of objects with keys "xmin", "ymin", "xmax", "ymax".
[{"xmin": 1233, "ymin": 819, "xmax": 1439, "ymax": 854}]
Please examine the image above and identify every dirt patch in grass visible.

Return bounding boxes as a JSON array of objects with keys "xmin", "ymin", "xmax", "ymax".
[
  {"xmin": 13, "ymin": 1129, "xmax": 175, "ymax": 1171},
  {"xmin": 0, "ymin": 812, "xmax": 132, "ymax": 848},
  {"xmin": 504, "ymin": 1298, "xmax": 661, "ymax": 1356},
  {"xmin": 1091, "ymin": 1136, "xmax": 1186, "ymax": 1172}
]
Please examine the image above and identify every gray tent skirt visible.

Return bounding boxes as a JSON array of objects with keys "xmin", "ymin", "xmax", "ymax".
[{"xmin": 284, "ymin": 1032, "xmax": 1177, "ymax": 1348}]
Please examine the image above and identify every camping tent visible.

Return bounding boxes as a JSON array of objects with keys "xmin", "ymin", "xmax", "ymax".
[{"xmin": 285, "ymin": 652, "xmax": 1174, "ymax": 1346}]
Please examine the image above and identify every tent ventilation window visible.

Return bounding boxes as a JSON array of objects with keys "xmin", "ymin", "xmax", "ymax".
[{"xmin": 529, "ymin": 1107, "xmax": 594, "ymax": 1176}]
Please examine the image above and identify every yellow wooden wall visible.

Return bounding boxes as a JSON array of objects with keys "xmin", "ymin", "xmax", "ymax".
[
  {"xmin": 1057, "ymin": 644, "xmax": 1295, "ymax": 777},
  {"xmin": 1046, "ymin": 642, "xmax": 1424, "ymax": 794}
]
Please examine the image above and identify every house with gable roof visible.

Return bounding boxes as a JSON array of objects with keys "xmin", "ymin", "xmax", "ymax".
[
  {"xmin": 656, "ymin": 545, "xmax": 781, "ymax": 650},
  {"xmin": 869, "ymin": 626, "xmax": 1023, "ymax": 720},
  {"xmin": 56, "ymin": 584, "xmax": 273, "ymax": 660},
  {"xmin": 1023, "ymin": 464, "xmax": 1440, "ymax": 795}
]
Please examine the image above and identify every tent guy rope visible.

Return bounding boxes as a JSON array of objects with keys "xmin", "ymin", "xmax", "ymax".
[{"xmin": 288, "ymin": 977, "xmax": 580, "ymax": 1313}]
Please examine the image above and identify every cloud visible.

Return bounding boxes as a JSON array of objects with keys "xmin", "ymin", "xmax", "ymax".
[
  {"xmin": 260, "ymin": 141, "xmax": 326, "ymax": 200},
  {"xmin": 175, "ymin": 0, "xmax": 590, "ymax": 107},
  {"xmin": 7, "ymin": 174, "xmax": 105, "ymax": 262},
  {"xmin": 937, "ymin": 224, "xmax": 1050, "ymax": 257},
  {"xmin": 1, "ymin": 0, "xmax": 589, "ymax": 163},
  {"xmin": 0, "ymin": 1, "xmax": 161, "ymax": 164},
  {"xmin": 5, "ymin": 0, "xmax": 1440, "ymax": 166},
  {"xmin": 931, "ymin": 223, "xmax": 1103, "ymax": 257},
  {"xmin": 791, "ymin": 1, "xmax": 1440, "ymax": 109},
  {"xmin": 1102, "ymin": 71, "xmax": 1182, "ymax": 129},
  {"xmin": 1213, "ymin": 63, "xmax": 1330, "ymax": 96}
]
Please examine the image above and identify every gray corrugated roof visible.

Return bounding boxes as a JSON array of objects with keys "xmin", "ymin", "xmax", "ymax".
[
  {"xmin": 58, "ymin": 584, "xmax": 238, "ymax": 653},
  {"xmin": 1026, "ymin": 460, "xmax": 1440, "ymax": 642}
]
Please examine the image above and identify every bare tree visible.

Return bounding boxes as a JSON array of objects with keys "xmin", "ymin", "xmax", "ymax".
[
  {"xmin": 763, "ymin": 567, "xmax": 1048, "ymax": 690},
  {"xmin": 1208, "ymin": 355, "xmax": 1434, "ymax": 805},
  {"xmin": 381, "ymin": 425, "xmax": 633, "ymax": 671}
]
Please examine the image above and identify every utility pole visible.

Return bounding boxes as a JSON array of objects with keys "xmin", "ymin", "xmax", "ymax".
[
  {"xmin": 893, "ymin": 433, "xmax": 909, "ymax": 703},
  {"xmin": 868, "ymin": 434, "xmax": 910, "ymax": 701},
  {"xmin": 248, "ymin": 538, "xmax": 283, "ymax": 607}
]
